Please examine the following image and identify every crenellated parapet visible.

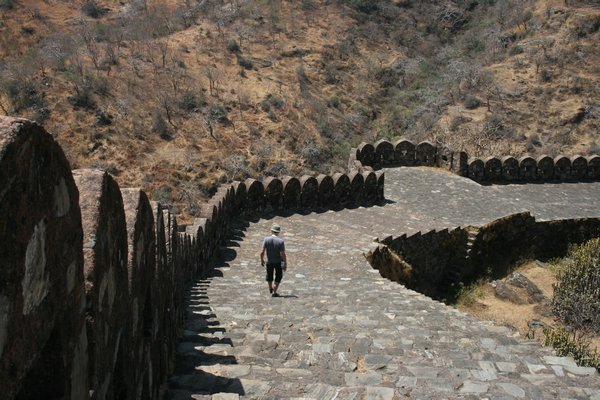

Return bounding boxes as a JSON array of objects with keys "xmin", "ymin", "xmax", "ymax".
[
  {"xmin": 0, "ymin": 117, "xmax": 385, "ymax": 400},
  {"xmin": 366, "ymin": 213, "xmax": 600, "ymax": 302},
  {"xmin": 351, "ymin": 138, "xmax": 600, "ymax": 183}
]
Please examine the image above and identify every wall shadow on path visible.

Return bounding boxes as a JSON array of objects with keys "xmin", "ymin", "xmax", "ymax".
[{"xmin": 169, "ymin": 275, "xmax": 245, "ymax": 396}]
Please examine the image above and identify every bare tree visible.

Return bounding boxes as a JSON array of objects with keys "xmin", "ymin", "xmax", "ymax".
[
  {"xmin": 79, "ymin": 22, "xmax": 100, "ymax": 70},
  {"xmin": 205, "ymin": 65, "xmax": 222, "ymax": 97},
  {"xmin": 157, "ymin": 41, "xmax": 169, "ymax": 68}
]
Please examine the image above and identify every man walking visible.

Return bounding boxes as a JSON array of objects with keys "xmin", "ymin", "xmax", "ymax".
[{"xmin": 260, "ymin": 223, "xmax": 287, "ymax": 297}]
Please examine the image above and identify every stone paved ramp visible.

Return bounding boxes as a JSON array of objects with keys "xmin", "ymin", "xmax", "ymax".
[{"xmin": 168, "ymin": 168, "xmax": 600, "ymax": 400}]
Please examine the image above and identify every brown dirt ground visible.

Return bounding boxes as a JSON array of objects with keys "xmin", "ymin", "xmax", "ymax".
[{"xmin": 458, "ymin": 261, "xmax": 600, "ymax": 350}]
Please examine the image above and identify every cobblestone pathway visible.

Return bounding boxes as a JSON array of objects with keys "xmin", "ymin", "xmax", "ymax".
[{"xmin": 168, "ymin": 168, "xmax": 600, "ymax": 400}]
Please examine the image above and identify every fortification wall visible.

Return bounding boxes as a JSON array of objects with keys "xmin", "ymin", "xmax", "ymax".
[
  {"xmin": 0, "ymin": 117, "xmax": 385, "ymax": 400},
  {"xmin": 351, "ymin": 138, "xmax": 600, "ymax": 183},
  {"xmin": 367, "ymin": 212, "xmax": 600, "ymax": 302}
]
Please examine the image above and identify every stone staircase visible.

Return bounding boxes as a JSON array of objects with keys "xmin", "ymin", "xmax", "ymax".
[{"xmin": 166, "ymin": 168, "xmax": 600, "ymax": 400}]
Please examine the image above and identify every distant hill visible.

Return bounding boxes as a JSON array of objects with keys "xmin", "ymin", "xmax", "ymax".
[{"xmin": 1, "ymin": 0, "xmax": 599, "ymax": 221}]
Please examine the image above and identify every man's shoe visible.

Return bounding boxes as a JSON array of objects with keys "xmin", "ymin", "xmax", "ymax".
[
  {"xmin": 269, "ymin": 288, "xmax": 273, "ymax": 294},
  {"xmin": 272, "ymin": 292, "xmax": 280, "ymax": 297}
]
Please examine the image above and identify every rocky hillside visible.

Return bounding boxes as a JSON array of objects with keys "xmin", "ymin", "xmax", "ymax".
[{"xmin": 1, "ymin": 0, "xmax": 599, "ymax": 220}]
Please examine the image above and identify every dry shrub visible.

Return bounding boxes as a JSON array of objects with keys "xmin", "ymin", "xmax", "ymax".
[
  {"xmin": 542, "ymin": 327, "xmax": 599, "ymax": 372},
  {"xmin": 551, "ymin": 238, "xmax": 600, "ymax": 334}
]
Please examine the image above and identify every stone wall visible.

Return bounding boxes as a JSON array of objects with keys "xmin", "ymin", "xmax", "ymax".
[
  {"xmin": 352, "ymin": 138, "xmax": 600, "ymax": 183},
  {"xmin": 367, "ymin": 212, "xmax": 600, "ymax": 302},
  {"xmin": 0, "ymin": 117, "xmax": 385, "ymax": 400}
]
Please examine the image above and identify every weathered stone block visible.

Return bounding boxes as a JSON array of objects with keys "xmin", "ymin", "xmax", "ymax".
[
  {"xmin": 374, "ymin": 139, "xmax": 394, "ymax": 166},
  {"xmin": 537, "ymin": 155, "xmax": 554, "ymax": 180},
  {"xmin": 120, "ymin": 188, "xmax": 158, "ymax": 400},
  {"xmin": 415, "ymin": 141, "xmax": 436, "ymax": 166},
  {"xmin": 332, "ymin": 173, "xmax": 351, "ymax": 208},
  {"xmin": 0, "ymin": 117, "xmax": 87, "ymax": 400},
  {"xmin": 363, "ymin": 172, "xmax": 378, "ymax": 204},
  {"xmin": 317, "ymin": 174, "xmax": 334, "ymax": 208},
  {"xmin": 282, "ymin": 176, "xmax": 301, "ymax": 210},
  {"xmin": 244, "ymin": 178, "xmax": 264, "ymax": 212},
  {"xmin": 570, "ymin": 155, "xmax": 587, "ymax": 180},
  {"xmin": 263, "ymin": 177, "xmax": 283, "ymax": 211},
  {"xmin": 587, "ymin": 155, "xmax": 600, "ymax": 180},
  {"xmin": 209, "ymin": 192, "xmax": 227, "ymax": 240},
  {"xmin": 185, "ymin": 223, "xmax": 202, "ymax": 280},
  {"xmin": 357, "ymin": 142, "xmax": 375, "ymax": 166},
  {"xmin": 554, "ymin": 156, "xmax": 571, "ymax": 181},
  {"xmin": 394, "ymin": 140, "xmax": 416, "ymax": 166},
  {"xmin": 73, "ymin": 169, "xmax": 129, "ymax": 400},
  {"xmin": 519, "ymin": 156, "xmax": 537, "ymax": 181},
  {"xmin": 376, "ymin": 171, "xmax": 385, "ymax": 201},
  {"xmin": 300, "ymin": 175, "xmax": 318, "ymax": 209},
  {"xmin": 160, "ymin": 208, "xmax": 179, "ymax": 367},
  {"xmin": 348, "ymin": 171, "xmax": 364, "ymax": 205},
  {"xmin": 484, "ymin": 157, "xmax": 502, "ymax": 181},
  {"xmin": 468, "ymin": 158, "xmax": 485, "ymax": 182},
  {"xmin": 501, "ymin": 156, "xmax": 519, "ymax": 181},
  {"xmin": 199, "ymin": 203, "xmax": 218, "ymax": 247},
  {"xmin": 152, "ymin": 205, "xmax": 171, "ymax": 350},
  {"xmin": 231, "ymin": 181, "xmax": 247, "ymax": 213}
]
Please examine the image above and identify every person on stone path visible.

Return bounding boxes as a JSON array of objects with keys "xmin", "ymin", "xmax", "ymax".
[{"xmin": 260, "ymin": 223, "xmax": 288, "ymax": 297}]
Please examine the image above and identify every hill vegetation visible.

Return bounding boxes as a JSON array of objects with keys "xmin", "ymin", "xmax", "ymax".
[{"xmin": 1, "ymin": 0, "xmax": 599, "ymax": 220}]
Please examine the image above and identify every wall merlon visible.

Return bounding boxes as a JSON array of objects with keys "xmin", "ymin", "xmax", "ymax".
[{"xmin": 72, "ymin": 168, "xmax": 129, "ymax": 400}]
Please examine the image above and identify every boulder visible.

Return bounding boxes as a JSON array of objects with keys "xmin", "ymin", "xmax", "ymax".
[{"xmin": 299, "ymin": 175, "xmax": 318, "ymax": 210}]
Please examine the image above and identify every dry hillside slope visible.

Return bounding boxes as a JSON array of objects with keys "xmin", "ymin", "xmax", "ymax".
[{"xmin": 1, "ymin": 0, "xmax": 599, "ymax": 220}]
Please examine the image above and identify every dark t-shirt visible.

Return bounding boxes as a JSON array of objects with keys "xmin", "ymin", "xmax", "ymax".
[{"xmin": 263, "ymin": 235, "xmax": 285, "ymax": 264}]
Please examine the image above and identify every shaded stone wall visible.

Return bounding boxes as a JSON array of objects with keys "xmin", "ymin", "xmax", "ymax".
[
  {"xmin": 0, "ymin": 117, "xmax": 386, "ymax": 400},
  {"xmin": 374, "ymin": 228, "xmax": 468, "ymax": 301},
  {"xmin": 367, "ymin": 213, "xmax": 600, "ymax": 302},
  {"xmin": 0, "ymin": 117, "xmax": 87, "ymax": 400},
  {"xmin": 352, "ymin": 138, "xmax": 600, "ymax": 183}
]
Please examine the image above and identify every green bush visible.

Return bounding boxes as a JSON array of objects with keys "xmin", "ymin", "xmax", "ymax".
[
  {"xmin": 551, "ymin": 238, "xmax": 600, "ymax": 334},
  {"xmin": 327, "ymin": 96, "xmax": 340, "ymax": 109},
  {"xmin": 81, "ymin": 1, "xmax": 104, "ymax": 18},
  {"xmin": 238, "ymin": 58, "xmax": 253, "ymax": 70},
  {"xmin": 464, "ymin": 95, "xmax": 481, "ymax": 110},
  {"xmin": 227, "ymin": 40, "xmax": 240, "ymax": 53},
  {"xmin": 540, "ymin": 68, "xmax": 553, "ymax": 83},
  {"xmin": 349, "ymin": 0, "xmax": 377, "ymax": 13},
  {"xmin": 178, "ymin": 90, "xmax": 198, "ymax": 111},
  {"xmin": 0, "ymin": 0, "xmax": 15, "ymax": 10},
  {"xmin": 68, "ymin": 85, "xmax": 96, "ymax": 110},
  {"xmin": 509, "ymin": 45, "xmax": 524, "ymax": 56},
  {"xmin": 152, "ymin": 113, "xmax": 171, "ymax": 140},
  {"xmin": 543, "ymin": 327, "xmax": 600, "ymax": 372},
  {"xmin": 1, "ymin": 79, "xmax": 45, "ymax": 113},
  {"xmin": 0, "ymin": 0, "xmax": 14, "ymax": 10}
]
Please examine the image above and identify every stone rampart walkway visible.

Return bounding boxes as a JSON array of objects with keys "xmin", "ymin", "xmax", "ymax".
[{"xmin": 168, "ymin": 168, "xmax": 600, "ymax": 400}]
